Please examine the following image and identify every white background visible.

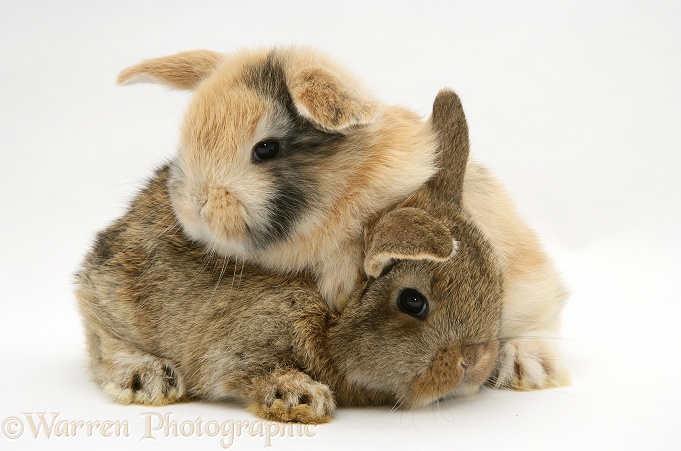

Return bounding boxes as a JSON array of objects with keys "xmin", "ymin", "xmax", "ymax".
[{"xmin": 1, "ymin": 1, "xmax": 680, "ymax": 450}]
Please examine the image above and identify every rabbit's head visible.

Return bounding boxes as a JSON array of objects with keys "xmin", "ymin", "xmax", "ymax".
[{"xmin": 118, "ymin": 47, "xmax": 384, "ymax": 255}]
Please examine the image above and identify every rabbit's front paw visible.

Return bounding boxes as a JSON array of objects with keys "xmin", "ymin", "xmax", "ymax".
[
  {"xmin": 490, "ymin": 338, "xmax": 569, "ymax": 390},
  {"xmin": 102, "ymin": 355, "xmax": 186, "ymax": 406},
  {"xmin": 250, "ymin": 369, "xmax": 335, "ymax": 423}
]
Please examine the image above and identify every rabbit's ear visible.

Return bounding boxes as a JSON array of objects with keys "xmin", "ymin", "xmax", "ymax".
[
  {"xmin": 117, "ymin": 50, "xmax": 225, "ymax": 90},
  {"xmin": 364, "ymin": 207, "xmax": 457, "ymax": 278},
  {"xmin": 288, "ymin": 67, "xmax": 381, "ymax": 132},
  {"xmin": 425, "ymin": 89, "xmax": 469, "ymax": 206}
]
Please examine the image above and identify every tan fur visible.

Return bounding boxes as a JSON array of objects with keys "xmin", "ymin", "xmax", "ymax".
[
  {"xmin": 76, "ymin": 91, "xmax": 504, "ymax": 423},
  {"xmin": 461, "ymin": 163, "xmax": 570, "ymax": 389},
  {"xmin": 288, "ymin": 67, "xmax": 380, "ymax": 131},
  {"xmin": 118, "ymin": 47, "xmax": 436, "ymax": 309},
  {"xmin": 118, "ymin": 49, "xmax": 225, "ymax": 89}
]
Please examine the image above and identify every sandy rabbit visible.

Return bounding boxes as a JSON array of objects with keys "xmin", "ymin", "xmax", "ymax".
[{"xmin": 117, "ymin": 46, "xmax": 437, "ymax": 309}]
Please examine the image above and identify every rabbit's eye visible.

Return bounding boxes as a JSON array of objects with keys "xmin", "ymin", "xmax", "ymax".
[
  {"xmin": 252, "ymin": 139, "xmax": 280, "ymax": 161},
  {"xmin": 397, "ymin": 288, "xmax": 428, "ymax": 319}
]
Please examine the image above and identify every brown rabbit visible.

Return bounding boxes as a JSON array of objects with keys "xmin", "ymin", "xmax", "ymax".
[
  {"xmin": 116, "ymin": 46, "xmax": 437, "ymax": 309},
  {"xmin": 75, "ymin": 89, "xmax": 504, "ymax": 423}
]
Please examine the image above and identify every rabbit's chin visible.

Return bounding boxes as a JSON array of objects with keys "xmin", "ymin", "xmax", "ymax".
[
  {"xmin": 185, "ymin": 225, "xmax": 252, "ymax": 257},
  {"xmin": 404, "ymin": 381, "xmax": 486, "ymax": 409},
  {"xmin": 447, "ymin": 382, "xmax": 485, "ymax": 399},
  {"xmin": 169, "ymin": 183, "xmax": 278, "ymax": 257}
]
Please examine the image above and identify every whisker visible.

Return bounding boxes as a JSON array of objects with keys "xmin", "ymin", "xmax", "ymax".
[
  {"xmin": 236, "ymin": 258, "xmax": 245, "ymax": 290},
  {"xmin": 390, "ymin": 393, "xmax": 405, "ymax": 413},
  {"xmin": 192, "ymin": 250, "xmax": 216, "ymax": 282},
  {"xmin": 228, "ymin": 257, "xmax": 239, "ymax": 301},
  {"xmin": 209, "ymin": 256, "xmax": 229, "ymax": 301}
]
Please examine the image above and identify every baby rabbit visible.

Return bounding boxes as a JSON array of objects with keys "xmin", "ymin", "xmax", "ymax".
[
  {"xmin": 75, "ymin": 90, "xmax": 504, "ymax": 423},
  {"xmin": 116, "ymin": 46, "xmax": 437, "ymax": 309}
]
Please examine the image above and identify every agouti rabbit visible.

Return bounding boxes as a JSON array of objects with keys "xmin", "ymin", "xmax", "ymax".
[{"xmin": 76, "ymin": 89, "xmax": 504, "ymax": 423}]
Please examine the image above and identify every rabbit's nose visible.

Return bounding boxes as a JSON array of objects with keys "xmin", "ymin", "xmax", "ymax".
[
  {"xmin": 200, "ymin": 187, "xmax": 247, "ymax": 237},
  {"xmin": 205, "ymin": 187, "xmax": 237, "ymax": 209},
  {"xmin": 460, "ymin": 341, "xmax": 499, "ymax": 387},
  {"xmin": 406, "ymin": 344, "xmax": 466, "ymax": 406}
]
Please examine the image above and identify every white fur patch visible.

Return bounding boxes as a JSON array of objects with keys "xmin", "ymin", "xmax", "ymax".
[{"xmin": 365, "ymin": 239, "xmax": 459, "ymax": 277}]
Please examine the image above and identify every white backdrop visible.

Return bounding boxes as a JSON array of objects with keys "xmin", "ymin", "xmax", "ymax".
[{"xmin": 1, "ymin": 1, "xmax": 680, "ymax": 449}]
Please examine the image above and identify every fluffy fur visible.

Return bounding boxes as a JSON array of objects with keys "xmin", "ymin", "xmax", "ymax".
[
  {"xmin": 81, "ymin": 43, "xmax": 568, "ymax": 418},
  {"xmin": 118, "ymin": 47, "xmax": 437, "ymax": 309},
  {"xmin": 462, "ymin": 165, "xmax": 570, "ymax": 389},
  {"xmin": 76, "ymin": 90, "xmax": 504, "ymax": 423}
]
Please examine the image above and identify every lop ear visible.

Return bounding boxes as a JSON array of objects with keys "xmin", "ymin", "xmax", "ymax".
[
  {"xmin": 117, "ymin": 50, "xmax": 225, "ymax": 90},
  {"xmin": 288, "ymin": 67, "xmax": 381, "ymax": 132},
  {"xmin": 364, "ymin": 207, "xmax": 457, "ymax": 277}
]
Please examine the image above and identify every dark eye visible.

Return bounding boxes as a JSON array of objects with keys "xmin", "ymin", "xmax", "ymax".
[
  {"xmin": 252, "ymin": 139, "xmax": 280, "ymax": 162},
  {"xmin": 397, "ymin": 288, "xmax": 428, "ymax": 319}
]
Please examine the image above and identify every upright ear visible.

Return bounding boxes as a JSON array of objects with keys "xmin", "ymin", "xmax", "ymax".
[
  {"xmin": 364, "ymin": 207, "xmax": 457, "ymax": 278},
  {"xmin": 288, "ymin": 67, "xmax": 381, "ymax": 132},
  {"xmin": 426, "ymin": 89, "xmax": 469, "ymax": 205},
  {"xmin": 117, "ymin": 50, "xmax": 225, "ymax": 90}
]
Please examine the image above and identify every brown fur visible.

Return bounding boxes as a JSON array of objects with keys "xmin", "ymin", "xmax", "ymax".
[{"xmin": 76, "ymin": 90, "xmax": 504, "ymax": 423}]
